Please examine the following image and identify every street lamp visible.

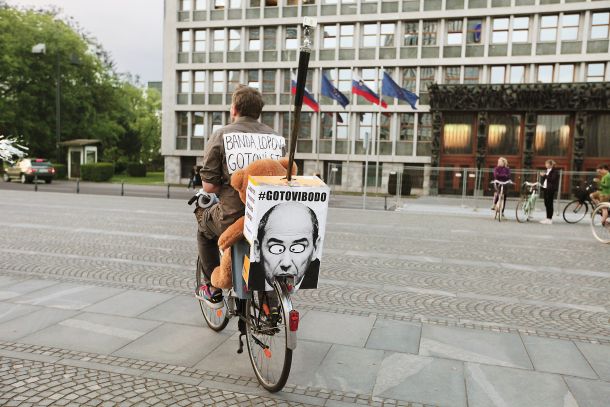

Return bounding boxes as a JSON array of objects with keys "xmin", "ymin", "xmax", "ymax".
[{"xmin": 32, "ymin": 43, "xmax": 61, "ymax": 163}]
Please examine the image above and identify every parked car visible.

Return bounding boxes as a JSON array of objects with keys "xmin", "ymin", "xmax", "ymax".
[{"xmin": 3, "ymin": 158, "xmax": 55, "ymax": 184}]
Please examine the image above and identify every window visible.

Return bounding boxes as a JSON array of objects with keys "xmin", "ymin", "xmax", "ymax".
[
  {"xmin": 227, "ymin": 70, "xmax": 240, "ymax": 92},
  {"xmin": 464, "ymin": 66, "xmax": 480, "ymax": 84},
  {"xmin": 537, "ymin": 65, "xmax": 553, "ymax": 83},
  {"xmin": 213, "ymin": 29, "xmax": 225, "ymax": 51},
  {"xmin": 402, "ymin": 67, "xmax": 417, "ymax": 91},
  {"xmin": 212, "ymin": 70, "xmax": 224, "ymax": 92},
  {"xmin": 261, "ymin": 112, "xmax": 275, "ymax": 128},
  {"xmin": 422, "ymin": 21, "xmax": 437, "ymax": 45},
  {"xmin": 492, "ymin": 18, "xmax": 509, "ymax": 44},
  {"xmin": 193, "ymin": 112, "xmax": 204, "ymax": 137},
  {"xmin": 177, "ymin": 112, "xmax": 189, "ymax": 137},
  {"xmin": 248, "ymin": 27, "xmax": 260, "ymax": 50},
  {"xmin": 323, "ymin": 25, "xmax": 337, "ymax": 48},
  {"xmin": 264, "ymin": 27, "xmax": 277, "ymax": 50},
  {"xmin": 180, "ymin": 0, "xmax": 191, "ymax": 11},
  {"xmin": 212, "ymin": 112, "xmax": 223, "ymax": 133},
  {"xmin": 400, "ymin": 114, "xmax": 415, "ymax": 141},
  {"xmin": 586, "ymin": 63, "xmax": 605, "ymax": 82},
  {"xmin": 561, "ymin": 14, "xmax": 579, "ymax": 41},
  {"xmin": 337, "ymin": 114, "xmax": 348, "ymax": 139},
  {"xmin": 194, "ymin": 71, "xmax": 205, "ymax": 92},
  {"xmin": 467, "ymin": 19, "xmax": 482, "ymax": 44},
  {"xmin": 444, "ymin": 67, "xmax": 461, "ymax": 84},
  {"xmin": 338, "ymin": 68, "xmax": 351, "ymax": 93},
  {"xmin": 180, "ymin": 30, "xmax": 191, "ymax": 52},
  {"xmin": 417, "ymin": 113, "xmax": 432, "ymax": 156},
  {"xmin": 403, "ymin": 22, "xmax": 418, "ymax": 46},
  {"xmin": 214, "ymin": 0, "xmax": 225, "ymax": 9},
  {"xmin": 591, "ymin": 12, "xmax": 609, "ymax": 39},
  {"xmin": 540, "ymin": 15, "xmax": 558, "ymax": 42},
  {"xmin": 359, "ymin": 113, "xmax": 373, "ymax": 142},
  {"xmin": 419, "ymin": 67, "xmax": 436, "ymax": 92},
  {"xmin": 285, "ymin": 26, "xmax": 298, "ymax": 49},
  {"xmin": 487, "ymin": 115, "xmax": 521, "ymax": 156},
  {"xmin": 362, "ymin": 24, "xmax": 377, "ymax": 47},
  {"xmin": 194, "ymin": 30, "xmax": 206, "ymax": 52},
  {"xmin": 229, "ymin": 0, "xmax": 241, "ymax": 7},
  {"xmin": 509, "ymin": 66, "xmax": 525, "ymax": 84},
  {"xmin": 535, "ymin": 115, "xmax": 570, "ymax": 156},
  {"xmin": 586, "ymin": 114, "xmax": 610, "ymax": 157},
  {"xmin": 380, "ymin": 113, "xmax": 391, "ymax": 141},
  {"xmin": 229, "ymin": 29, "xmax": 241, "ymax": 51},
  {"xmin": 512, "ymin": 17, "xmax": 529, "ymax": 43},
  {"xmin": 179, "ymin": 71, "xmax": 190, "ymax": 93},
  {"xmin": 282, "ymin": 69, "xmax": 291, "ymax": 94},
  {"xmin": 490, "ymin": 66, "xmax": 505, "ymax": 84},
  {"xmin": 443, "ymin": 113, "xmax": 474, "ymax": 154},
  {"xmin": 340, "ymin": 25, "xmax": 354, "ymax": 47},
  {"xmin": 558, "ymin": 64, "xmax": 574, "ymax": 82},
  {"xmin": 194, "ymin": 0, "xmax": 207, "ymax": 10},
  {"xmin": 446, "ymin": 20, "xmax": 463, "ymax": 46},
  {"xmin": 380, "ymin": 23, "xmax": 395, "ymax": 47},
  {"xmin": 300, "ymin": 112, "xmax": 312, "ymax": 139},
  {"xmin": 247, "ymin": 70, "xmax": 259, "ymax": 89},
  {"xmin": 321, "ymin": 112, "xmax": 333, "ymax": 140},
  {"xmin": 262, "ymin": 69, "xmax": 275, "ymax": 93}
]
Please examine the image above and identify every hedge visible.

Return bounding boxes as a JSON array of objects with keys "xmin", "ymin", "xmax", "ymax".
[
  {"xmin": 80, "ymin": 163, "xmax": 114, "ymax": 182},
  {"xmin": 53, "ymin": 164, "xmax": 67, "ymax": 179},
  {"xmin": 127, "ymin": 162, "xmax": 147, "ymax": 177}
]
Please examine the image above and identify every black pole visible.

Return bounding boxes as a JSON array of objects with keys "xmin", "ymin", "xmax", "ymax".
[
  {"xmin": 76, "ymin": 179, "xmax": 79, "ymax": 194},
  {"xmin": 167, "ymin": 184, "xmax": 170, "ymax": 199},
  {"xmin": 121, "ymin": 182, "xmax": 124, "ymax": 196},
  {"xmin": 287, "ymin": 20, "xmax": 316, "ymax": 181},
  {"xmin": 34, "ymin": 174, "xmax": 38, "ymax": 192}
]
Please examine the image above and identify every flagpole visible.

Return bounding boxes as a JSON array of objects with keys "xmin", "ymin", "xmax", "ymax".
[
  {"xmin": 375, "ymin": 66, "xmax": 383, "ymax": 195},
  {"xmin": 345, "ymin": 66, "xmax": 353, "ymax": 193},
  {"xmin": 363, "ymin": 129, "xmax": 369, "ymax": 209},
  {"xmin": 317, "ymin": 67, "xmax": 322, "ymax": 177}
]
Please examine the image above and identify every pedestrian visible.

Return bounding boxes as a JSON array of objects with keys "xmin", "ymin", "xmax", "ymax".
[
  {"xmin": 492, "ymin": 157, "xmax": 511, "ymax": 216},
  {"xmin": 187, "ymin": 165, "xmax": 197, "ymax": 190},
  {"xmin": 539, "ymin": 159, "xmax": 559, "ymax": 224},
  {"xmin": 193, "ymin": 165, "xmax": 203, "ymax": 189}
]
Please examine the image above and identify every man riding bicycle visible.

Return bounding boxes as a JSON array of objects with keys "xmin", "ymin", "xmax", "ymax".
[
  {"xmin": 195, "ymin": 85, "xmax": 285, "ymax": 306},
  {"xmin": 590, "ymin": 164, "xmax": 610, "ymax": 225}
]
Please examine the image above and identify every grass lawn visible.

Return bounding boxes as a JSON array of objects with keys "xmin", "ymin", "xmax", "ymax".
[{"xmin": 110, "ymin": 171, "xmax": 166, "ymax": 185}]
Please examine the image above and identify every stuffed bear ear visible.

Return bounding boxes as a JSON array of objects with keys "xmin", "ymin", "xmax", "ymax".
[
  {"xmin": 279, "ymin": 157, "xmax": 298, "ymax": 175},
  {"xmin": 231, "ymin": 169, "xmax": 245, "ymax": 190}
]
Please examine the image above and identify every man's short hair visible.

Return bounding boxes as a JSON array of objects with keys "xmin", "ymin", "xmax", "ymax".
[
  {"xmin": 597, "ymin": 164, "xmax": 609, "ymax": 170},
  {"xmin": 232, "ymin": 85, "xmax": 264, "ymax": 119},
  {"xmin": 257, "ymin": 203, "xmax": 319, "ymax": 248}
]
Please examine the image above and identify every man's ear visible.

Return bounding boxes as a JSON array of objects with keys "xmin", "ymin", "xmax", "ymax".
[
  {"xmin": 252, "ymin": 239, "xmax": 261, "ymax": 263},
  {"xmin": 312, "ymin": 236, "xmax": 322, "ymax": 260}
]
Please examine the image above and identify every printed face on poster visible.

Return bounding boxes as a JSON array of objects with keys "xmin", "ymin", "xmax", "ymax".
[
  {"xmin": 243, "ymin": 176, "xmax": 329, "ymax": 292},
  {"xmin": 223, "ymin": 133, "xmax": 285, "ymax": 174}
]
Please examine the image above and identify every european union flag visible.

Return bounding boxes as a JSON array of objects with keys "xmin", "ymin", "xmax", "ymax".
[
  {"xmin": 381, "ymin": 71, "xmax": 419, "ymax": 110},
  {"xmin": 321, "ymin": 74, "xmax": 350, "ymax": 108}
]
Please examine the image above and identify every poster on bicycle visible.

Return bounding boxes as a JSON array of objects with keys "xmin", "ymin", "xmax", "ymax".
[{"xmin": 243, "ymin": 176, "xmax": 330, "ymax": 291}]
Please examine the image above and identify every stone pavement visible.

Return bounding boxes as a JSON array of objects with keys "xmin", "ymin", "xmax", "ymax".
[{"xmin": 0, "ymin": 189, "xmax": 609, "ymax": 407}]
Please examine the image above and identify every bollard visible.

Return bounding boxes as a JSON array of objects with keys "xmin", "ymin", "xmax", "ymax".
[
  {"xmin": 384, "ymin": 195, "xmax": 387, "ymax": 210},
  {"xmin": 167, "ymin": 184, "xmax": 170, "ymax": 199},
  {"xmin": 76, "ymin": 179, "xmax": 80, "ymax": 194},
  {"xmin": 34, "ymin": 174, "xmax": 38, "ymax": 192},
  {"xmin": 121, "ymin": 182, "xmax": 124, "ymax": 196}
]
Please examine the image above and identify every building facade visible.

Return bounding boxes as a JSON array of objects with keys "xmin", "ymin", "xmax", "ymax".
[{"xmin": 162, "ymin": 0, "xmax": 610, "ymax": 193}]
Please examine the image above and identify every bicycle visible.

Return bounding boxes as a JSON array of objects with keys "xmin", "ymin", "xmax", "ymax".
[
  {"xmin": 563, "ymin": 181, "xmax": 597, "ymax": 224},
  {"xmin": 190, "ymin": 191, "xmax": 298, "ymax": 393},
  {"xmin": 491, "ymin": 180, "xmax": 513, "ymax": 222},
  {"xmin": 515, "ymin": 181, "xmax": 540, "ymax": 223},
  {"xmin": 591, "ymin": 202, "xmax": 610, "ymax": 244}
]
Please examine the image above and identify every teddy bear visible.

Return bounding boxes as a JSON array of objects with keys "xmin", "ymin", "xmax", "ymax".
[{"xmin": 210, "ymin": 157, "xmax": 297, "ymax": 289}]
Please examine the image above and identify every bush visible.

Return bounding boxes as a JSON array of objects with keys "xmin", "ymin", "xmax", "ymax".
[
  {"xmin": 81, "ymin": 163, "xmax": 114, "ymax": 182},
  {"xmin": 127, "ymin": 162, "xmax": 147, "ymax": 177},
  {"xmin": 53, "ymin": 163, "xmax": 67, "ymax": 179},
  {"xmin": 113, "ymin": 159, "xmax": 129, "ymax": 175}
]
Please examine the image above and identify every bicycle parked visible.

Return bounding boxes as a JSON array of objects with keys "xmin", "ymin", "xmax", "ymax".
[
  {"xmin": 562, "ymin": 180, "xmax": 597, "ymax": 224},
  {"xmin": 591, "ymin": 202, "xmax": 610, "ymax": 244},
  {"xmin": 515, "ymin": 181, "xmax": 540, "ymax": 223},
  {"xmin": 491, "ymin": 180, "xmax": 513, "ymax": 222}
]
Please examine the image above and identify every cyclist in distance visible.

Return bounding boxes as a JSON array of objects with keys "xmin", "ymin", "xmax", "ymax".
[
  {"xmin": 590, "ymin": 163, "xmax": 610, "ymax": 225},
  {"xmin": 492, "ymin": 157, "xmax": 511, "ymax": 217},
  {"xmin": 194, "ymin": 85, "xmax": 285, "ymax": 306}
]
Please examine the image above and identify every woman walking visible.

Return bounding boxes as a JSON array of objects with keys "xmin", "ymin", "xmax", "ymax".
[{"xmin": 540, "ymin": 160, "xmax": 559, "ymax": 224}]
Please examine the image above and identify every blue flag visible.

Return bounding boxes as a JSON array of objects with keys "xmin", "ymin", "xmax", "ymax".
[
  {"xmin": 381, "ymin": 71, "xmax": 419, "ymax": 109},
  {"xmin": 321, "ymin": 74, "xmax": 350, "ymax": 108}
]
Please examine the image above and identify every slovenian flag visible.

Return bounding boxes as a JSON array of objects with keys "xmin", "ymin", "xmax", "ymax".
[
  {"xmin": 381, "ymin": 71, "xmax": 419, "ymax": 110},
  {"xmin": 291, "ymin": 74, "xmax": 319, "ymax": 112},
  {"xmin": 352, "ymin": 75, "xmax": 388, "ymax": 108}
]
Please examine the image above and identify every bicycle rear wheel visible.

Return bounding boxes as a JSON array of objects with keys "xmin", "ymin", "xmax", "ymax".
[
  {"xmin": 515, "ymin": 198, "xmax": 529, "ymax": 223},
  {"xmin": 196, "ymin": 257, "xmax": 229, "ymax": 332},
  {"xmin": 245, "ymin": 281, "xmax": 293, "ymax": 392},
  {"xmin": 591, "ymin": 205, "xmax": 610, "ymax": 244},
  {"xmin": 563, "ymin": 200, "xmax": 588, "ymax": 224}
]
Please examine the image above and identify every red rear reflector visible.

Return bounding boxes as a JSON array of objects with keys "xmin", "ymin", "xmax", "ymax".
[
  {"xmin": 289, "ymin": 310, "xmax": 299, "ymax": 332},
  {"xmin": 35, "ymin": 159, "xmax": 43, "ymax": 162},
  {"xmin": 51, "ymin": 168, "xmax": 55, "ymax": 173},
  {"xmin": 264, "ymin": 348, "xmax": 272, "ymax": 359}
]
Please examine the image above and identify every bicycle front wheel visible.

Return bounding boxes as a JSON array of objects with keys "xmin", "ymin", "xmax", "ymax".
[
  {"xmin": 591, "ymin": 205, "xmax": 610, "ymax": 244},
  {"xmin": 245, "ymin": 281, "xmax": 293, "ymax": 392},
  {"xmin": 515, "ymin": 198, "xmax": 529, "ymax": 223},
  {"xmin": 496, "ymin": 193, "xmax": 504, "ymax": 222},
  {"xmin": 563, "ymin": 200, "xmax": 588, "ymax": 224},
  {"xmin": 196, "ymin": 257, "xmax": 229, "ymax": 332}
]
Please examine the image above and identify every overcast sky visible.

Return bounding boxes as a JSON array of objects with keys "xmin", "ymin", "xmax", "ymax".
[{"xmin": 9, "ymin": 0, "xmax": 164, "ymax": 84}]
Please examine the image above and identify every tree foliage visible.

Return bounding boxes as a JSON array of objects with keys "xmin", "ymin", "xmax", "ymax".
[{"xmin": 0, "ymin": 4, "xmax": 161, "ymax": 166}]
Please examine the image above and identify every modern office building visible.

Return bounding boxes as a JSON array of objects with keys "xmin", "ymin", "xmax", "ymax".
[{"xmin": 162, "ymin": 0, "xmax": 610, "ymax": 194}]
